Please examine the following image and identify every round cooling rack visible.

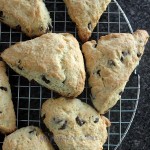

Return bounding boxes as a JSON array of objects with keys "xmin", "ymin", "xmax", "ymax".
[{"xmin": 0, "ymin": 0, "xmax": 140, "ymax": 150}]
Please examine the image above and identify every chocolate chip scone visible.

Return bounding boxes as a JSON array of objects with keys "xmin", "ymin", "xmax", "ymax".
[
  {"xmin": 2, "ymin": 126, "xmax": 54, "ymax": 150},
  {"xmin": 0, "ymin": 0, "xmax": 52, "ymax": 37},
  {"xmin": 0, "ymin": 61, "xmax": 16, "ymax": 134},
  {"xmin": 41, "ymin": 97, "xmax": 110, "ymax": 150},
  {"xmin": 1, "ymin": 33, "xmax": 85, "ymax": 98},
  {"xmin": 64, "ymin": 0, "xmax": 111, "ymax": 42},
  {"xmin": 82, "ymin": 30, "xmax": 149, "ymax": 114}
]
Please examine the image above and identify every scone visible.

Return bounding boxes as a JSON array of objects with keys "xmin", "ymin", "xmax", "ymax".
[
  {"xmin": 0, "ymin": 61, "xmax": 16, "ymax": 134},
  {"xmin": 2, "ymin": 126, "xmax": 54, "ymax": 150},
  {"xmin": 64, "ymin": 0, "xmax": 111, "ymax": 42},
  {"xmin": 41, "ymin": 97, "xmax": 110, "ymax": 150},
  {"xmin": 1, "ymin": 33, "xmax": 85, "ymax": 98},
  {"xmin": 0, "ymin": 0, "xmax": 52, "ymax": 37},
  {"xmin": 82, "ymin": 30, "xmax": 149, "ymax": 114}
]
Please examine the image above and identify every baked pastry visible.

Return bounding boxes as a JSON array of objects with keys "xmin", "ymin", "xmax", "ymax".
[
  {"xmin": 0, "ymin": 0, "xmax": 52, "ymax": 37},
  {"xmin": 82, "ymin": 30, "xmax": 149, "ymax": 114},
  {"xmin": 1, "ymin": 33, "xmax": 85, "ymax": 98},
  {"xmin": 64, "ymin": 0, "xmax": 111, "ymax": 42},
  {"xmin": 0, "ymin": 61, "xmax": 16, "ymax": 134},
  {"xmin": 2, "ymin": 126, "xmax": 54, "ymax": 150},
  {"xmin": 41, "ymin": 97, "xmax": 110, "ymax": 150}
]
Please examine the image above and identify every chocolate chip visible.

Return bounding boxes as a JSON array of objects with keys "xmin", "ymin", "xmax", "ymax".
[
  {"xmin": 46, "ymin": 23, "xmax": 52, "ymax": 33},
  {"xmin": 53, "ymin": 118, "xmax": 67, "ymax": 130},
  {"xmin": 108, "ymin": 60, "xmax": 116, "ymax": 67},
  {"xmin": 18, "ymin": 66, "xmax": 23, "ymax": 70},
  {"xmin": 41, "ymin": 114, "xmax": 46, "ymax": 120},
  {"xmin": 88, "ymin": 22, "xmax": 92, "ymax": 30},
  {"xmin": 120, "ymin": 56, "xmax": 124, "ymax": 62},
  {"xmin": 41, "ymin": 75, "xmax": 50, "ymax": 84},
  {"xmin": 59, "ymin": 120, "xmax": 67, "ymax": 130},
  {"xmin": 0, "ymin": 86, "xmax": 7, "ymax": 91},
  {"xmin": 0, "ymin": 11, "xmax": 3, "ymax": 17},
  {"xmin": 62, "ymin": 79, "xmax": 66, "ymax": 84},
  {"xmin": 122, "ymin": 51, "xmax": 129, "ymax": 57},
  {"xmin": 18, "ymin": 60, "xmax": 23, "ymax": 70},
  {"xmin": 137, "ymin": 52, "xmax": 142, "ymax": 58},
  {"xmin": 94, "ymin": 118, "xmax": 99, "ymax": 123},
  {"xmin": 29, "ymin": 128, "xmax": 36, "ymax": 134},
  {"xmin": 93, "ymin": 43, "xmax": 97, "ymax": 48},
  {"xmin": 0, "ymin": 111, "xmax": 2, "ymax": 114},
  {"xmin": 40, "ymin": 26, "xmax": 44, "ymax": 31},
  {"xmin": 119, "ymin": 91, "xmax": 123, "ymax": 95},
  {"xmin": 15, "ymin": 25, "xmax": 21, "ymax": 31},
  {"xmin": 76, "ymin": 116, "xmax": 86, "ymax": 126},
  {"xmin": 96, "ymin": 70, "xmax": 101, "ymax": 76},
  {"xmin": 0, "ymin": 11, "xmax": 4, "ymax": 20},
  {"xmin": 53, "ymin": 118, "xmax": 63, "ymax": 124},
  {"xmin": 121, "ymin": 51, "xmax": 130, "ymax": 62}
]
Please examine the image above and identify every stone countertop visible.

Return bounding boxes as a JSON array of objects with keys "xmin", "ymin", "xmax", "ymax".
[
  {"xmin": 0, "ymin": 0, "xmax": 149, "ymax": 150},
  {"xmin": 117, "ymin": 0, "xmax": 150, "ymax": 150}
]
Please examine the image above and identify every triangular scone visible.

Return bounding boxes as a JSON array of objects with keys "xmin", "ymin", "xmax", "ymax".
[
  {"xmin": 1, "ymin": 33, "xmax": 85, "ymax": 98},
  {"xmin": 0, "ymin": 0, "xmax": 52, "ymax": 37},
  {"xmin": 3, "ymin": 126, "xmax": 54, "ymax": 150},
  {"xmin": 82, "ymin": 30, "xmax": 149, "ymax": 114},
  {"xmin": 41, "ymin": 97, "xmax": 110, "ymax": 150},
  {"xmin": 0, "ymin": 61, "xmax": 16, "ymax": 134},
  {"xmin": 64, "ymin": 0, "xmax": 111, "ymax": 42}
]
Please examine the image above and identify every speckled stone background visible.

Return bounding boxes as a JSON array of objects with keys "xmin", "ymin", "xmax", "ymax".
[
  {"xmin": 117, "ymin": 0, "xmax": 150, "ymax": 150},
  {"xmin": 0, "ymin": 0, "xmax": 149, "ymax": 150}
]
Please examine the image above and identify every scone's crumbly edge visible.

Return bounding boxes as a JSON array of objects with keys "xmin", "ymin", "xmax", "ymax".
[
  {"xmin": 0, "ymin": 0, "xmax": 52, "ymax": 37},
  {"xmin": 64, "ymin": 0, "xmax": 111, "ymax": 42},
  {"xmin": 0, "ymin": 61, "xmax": 16, "ymax": 134},
  {"xmin": 2, "ymin": 126, "xmax": 54, "ymax": 150},
  {"xmin": 1, "ymin": 33, "xmax": 85, "ymax": 98},
  {"xmin": 82, "ymin": 30, "xmax": 149, "ymax": 114},
  {"xmin": 41, "ymin": 97, "xmax": 110, "ymax": 150}
]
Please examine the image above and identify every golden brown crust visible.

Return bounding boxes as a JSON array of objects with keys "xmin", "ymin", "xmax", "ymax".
[
  {"xmin": 0, "ymin": 0, "xmax": 52, "ymax": 37},
  {"xmin": 0, "ymin": 61, "xmax": 16, "ymax": 134},
  {"xmin": 41, "ymin": 97, "xmax": 109, "ymax": 150},
  {"xmin": 1, "ymin": 33, "xmax": 85, "ymax": 98},
  {"xmin": 64, "ymin": 0, "xmax": 111, "ymax": 42},
  {"xmin": 82, "ymin": 30, "xmax": 149, "ymax": 114}
]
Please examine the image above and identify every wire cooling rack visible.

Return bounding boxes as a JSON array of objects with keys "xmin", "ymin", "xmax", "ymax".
[{"xmin": 0, "ymin": 0, "xmax": 140, "ymax": 150}]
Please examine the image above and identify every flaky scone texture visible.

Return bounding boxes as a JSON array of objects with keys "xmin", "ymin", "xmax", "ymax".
[
  {"xmin": 0, "ymin": 61, "xmax": 16, "ymax": 134},
  {"xmin": 82, "ymin": 30, "xmax": 149, "ymax": 114},
  {"xmin": 0, "ymin": 0, "xmax": 52, "ymax": 37},
  {"xmin": 2, "ymin": 126, "xmax": 54, "ymax": 150},
  {"xmin": 41, "ymin": 97, "xmax": 110, "ymax": 150},
  {"xmin": 64, "ymin": 0, "xmax": 111, "ymax": 42},
  {"xmin": 1, "ymin": 33, "xmax": 85, "ymax": 98}
]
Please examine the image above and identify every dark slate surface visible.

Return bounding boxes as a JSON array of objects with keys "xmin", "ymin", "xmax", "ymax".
[
  {"xmin": 0, "ymin": 0, "xmax": 149, "ymax": 150},
  {"xmin": 117, "ymin": 0, "xmax": 150, "ymax": 150}
]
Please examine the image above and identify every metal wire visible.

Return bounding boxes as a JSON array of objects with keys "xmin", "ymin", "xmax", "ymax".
[{"xmin": 0, "ymin": 0, "xmax": 140, "ymax": 150}]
